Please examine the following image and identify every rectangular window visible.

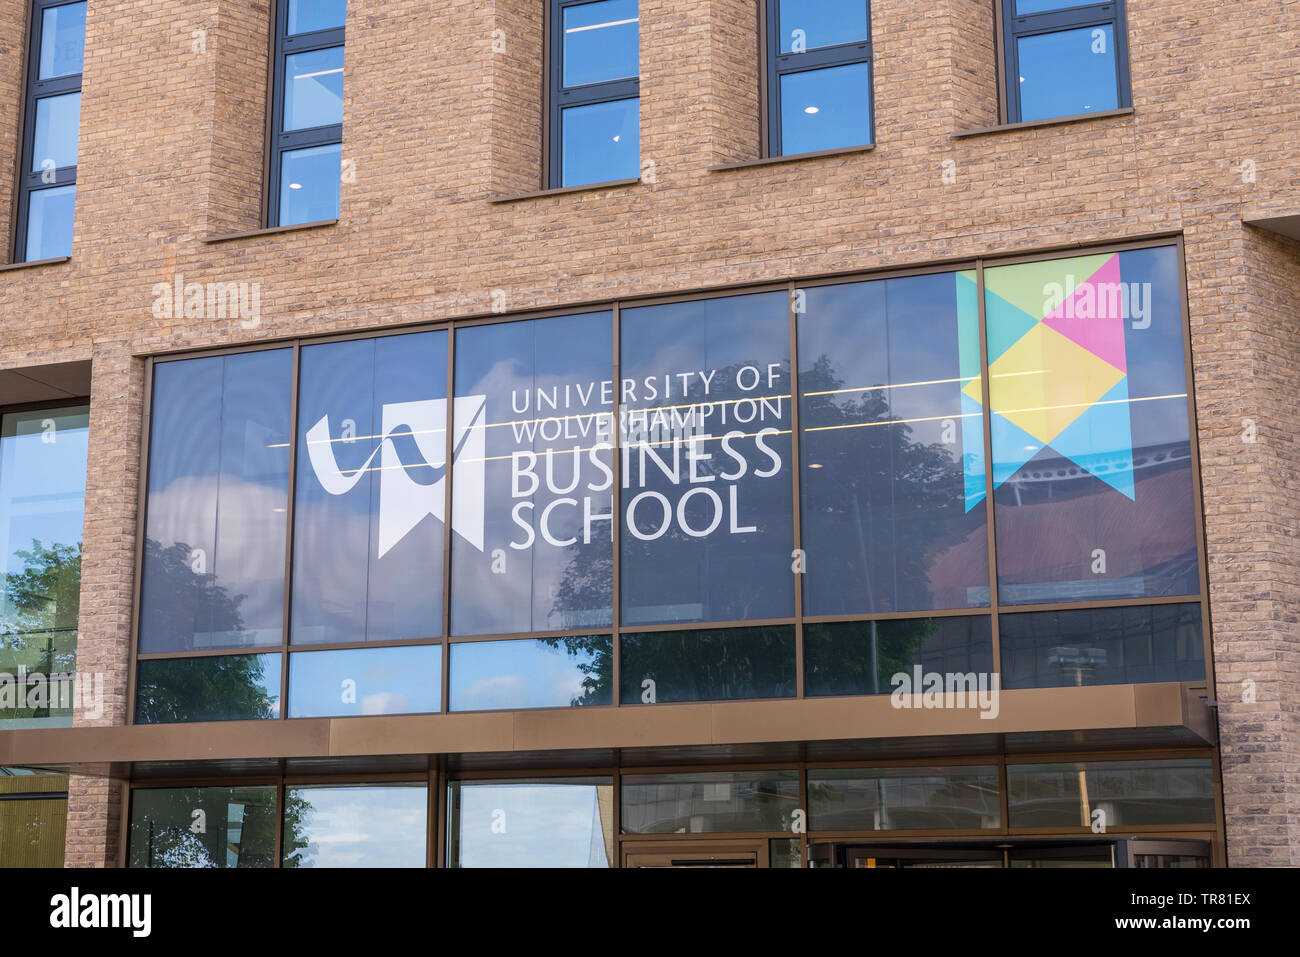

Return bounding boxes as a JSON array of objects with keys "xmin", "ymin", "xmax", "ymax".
[
  {"xmin": 451, "ymin": 312, "xmax": 614, "ymax": 636},
  {"xmin": 282, "ymin": 783, "xmax": 427, "ymax": 867},
  {"xmin": 798, "ymin": 271, "xmax": 987, "ymax": 614},
  {"xmin": 766, "ymin": 0, "xmax": 872, "ymax": 156},
  {"xmin": 619, "ymin": 291, "xmax": 794, "ymax": 625},
  {"xmin": 804, "ymin": 617, "xmax": 994, "ymax": 698},
  {"xmin": 1002, "ymin": 0, "xmax": 1129, "ymax": 123},
  {"xmin": 269, "ymin": 0, "xmax": 345, "ymax": 225},
  {"xmin": 0, "ymin": 404, "xmax": 88, "ymax": 729},
  {"xmin": 984, "ymin": 246, "xmax": 1199, "ymax": 604},
  {"xmin": 139, "ymin": 350, "xmax": 293, "ymax": 653},
  {"xmin": 135, "ymin": 653, "xmax": 282, "ymax": 723},
  {"xmin": 448, "ymin": 777, "xmax": 613, "ymax": 867},
  {"xmin": 16, "ymin": 0, "xmax": 86, "ymax": 261},
  {"xmin": 1007, "ymin": 758, "xmax": 1215, "ymax": 828},
  {"xmin": 1000, "ymin": 602, "xmax": 1205, "ymax": 689},
  {"xmin": 620, "ymin": 625, "xmax": 796, "ymax": 704},
  {"xmin": 549, "ymin": 0, "xmax": 640, "ymax": 187},
  {"xmin": 620, "ymin": 770, "xmax": 800, "ymax": 834},
  {"xmin": 287, "ymin": 645, "xmax": 441, "ymax": 718},
  {"xmin": 129, "ymin": 786, "xmax": 276, "ymax": 868},
  {"xmin": 449, "ymin": 636, "xmax": 612, "ymax": 711},
  {"xmin": 292, "ymin": 331, "xmax": 447, "ymax": 646},
  {"xmin": 808, "ymin": 766, "xmax": 1002, "ymax": 831}
]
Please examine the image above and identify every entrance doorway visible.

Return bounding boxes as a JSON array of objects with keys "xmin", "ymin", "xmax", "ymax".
[{"xmin": 622, "ymin": 839, "xmax": 768, "ymax": 868}]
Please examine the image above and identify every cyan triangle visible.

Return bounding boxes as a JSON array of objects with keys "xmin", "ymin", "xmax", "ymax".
[
  {"xmin": 989, "ymin": 412, "xmax": 1045, "ymax": 489},
  {"xmin": 985, "ymin": 289, "xmax": 1041, "ymax": 364},
  {"xmin": 960, "ymin": 392, "xmax": 986, "ymax": 512},
  {"xmin": 1048, "ymin": 378, "xmax": 1136, "ymax": 499}
]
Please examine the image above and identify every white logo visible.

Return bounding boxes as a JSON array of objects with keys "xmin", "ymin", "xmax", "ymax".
[{"xmin": 306, "ymin": 396, "xmax": 487, "ymax": 556}]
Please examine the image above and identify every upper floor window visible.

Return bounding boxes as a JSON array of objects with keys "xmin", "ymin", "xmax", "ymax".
[
  {"xmin": 548, "ymin": 0, "xmax": 640, "ymax": 188},
  {"xmin": 16, "ymin": 0, "xmax": 86, "ymax": 262},
  {"xmin": 1002, "ymin": 0, "xmax": 1130, "ymax": 123},
  {"xmin": 269, "ymin": 0, "xmax": 345, "ymax": 226},
  {"xmin": 766, "ymin": 0, "xmax": 873, "ymax": 156}
]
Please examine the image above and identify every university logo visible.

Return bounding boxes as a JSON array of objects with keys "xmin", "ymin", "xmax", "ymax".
[{"xmin": 305, "ymin": 396, "xmax": 487, "ymax": 556}]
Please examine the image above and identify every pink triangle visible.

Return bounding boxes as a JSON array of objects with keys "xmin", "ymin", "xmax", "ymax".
[{"xmin": 1042, "ymin": 254, "xmax": 1128, "ymax": 373}]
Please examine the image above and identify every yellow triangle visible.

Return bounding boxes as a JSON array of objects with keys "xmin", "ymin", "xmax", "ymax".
[{"xmin": 988, "ymin": 324, "xmax": 1124, "ymax": 445}]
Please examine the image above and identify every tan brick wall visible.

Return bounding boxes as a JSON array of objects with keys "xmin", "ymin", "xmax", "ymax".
[{"xmin": 0, "ymin": 0, "xmax": 1294, "ymax": 865}]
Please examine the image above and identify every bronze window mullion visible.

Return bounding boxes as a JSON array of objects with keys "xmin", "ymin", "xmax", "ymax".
[
  {"xmin": 611, "ymin": 302, "xmax": 622, "ymax": 705},
  {"xmin": 441, "ymin": 326, "xmax": 456, "ymax": 713},
  {"xmin": 279, "ymin": 341, "xmax": 301, "ymax": 719},
  {"xmin": 975, "ymin": 259, "xmax": 1003, "ymax": 683}
]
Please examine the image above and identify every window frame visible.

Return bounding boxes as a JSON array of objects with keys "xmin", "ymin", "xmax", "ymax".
[
  {"xmin": 763, "ymin": 0, "xmax": 874, "ymax": 158},
  {"xmin": 1000, "ymin": 0, "xmax": 1131, "ymax": 124},
  {"xmin": 14, "ymin": 0, "xmax": 85, "ymax": 263},
  {"xmin": 266, "ymin": 0, "xmax": 345, "ymax": 227},
  {"xmin": 546, "ymin": 0, "xmax": 641, "ymax": 189}
]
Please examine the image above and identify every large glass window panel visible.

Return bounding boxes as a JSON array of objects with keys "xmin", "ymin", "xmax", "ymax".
[
  {"xmin": 620, "ymin": 292, "xmax": 794, "ymax": 624},
  {"xmin": 0, "ymin": 406, "xmax": 87, "ymax": 729},
  {"xmin": 288, "ymin": 0, "xmax": 347, "ymax": 34},
  {"xmin": 620, "ymin": 625, "xmax": 795, "ymax": 704},
  {"xmin": 292, "ymin": 332, "xmax": 447, "ymax": 645},
  {"xmin": 128, "ymin": 786, "xmax": 276, "ymax": 868},
  {"xmin": 282, "ymin": 784, "xmax": 427, "ymax": 868},
  {"xmin": 31, "ymin": 92, "xmax": 80, "ymax": 171},
  {"xmin": 563, "ymin": 0, "xmax": 638, "ymax": 86},
  {"xmin": 985, "ymin": 247, "xmax": 1199, "ymax": 604},
  {"xmin": 621, "ymin": 770, "xmax": 801, "ymax": 834},
  {"xmin": 560, "ymin": 97, "xmax": 640, "ymax": 187},
  {"xmin": 0, "ymin": 769, "xmax": 67, "ymax": 868},
  {"xmin": 24, "ymin": 185, "xmax": 76, "ymax": 261},
  {"xmin": 135, "ymin": 653, "xmax": 281, "ymax": 723},
  {"xmin": 451, "ymin": 312, "xmax": 614, "ymax": 636},
  {"xmin": 139, "ymin": 350, "xmax": 292, "ymax": 652},
  {"xmin": 284, "ymin": 47, "xmax": 344, "ymax": 130},
  {"xmin": 38, "ymin": 2, "xmax": 87, "ymax": 79},
  {"xmin": 779, "ymin": 62, "xmax": 872, "ymax": 154},
  {"xmin": 808, "ymin": 766, "xmax": 1002, "ymax": 831},
  {"xmin": 449, "ymin": 636, "xmax": 611, "ymax": 711},
  {"xmin": 1007, "ymin": 759, "xmax": 1215, "ymax": 828},
  {"xmin": 799, "ymin": 272, "xmax": 988, "ymax": 614},
  {"xmin": 448, "ymin": 778, "xmax": 613, "ymax": 868},
  {"xmin": 279, "ymin": 143, "xmax": 342, "ymax": 225},
  {"xmin": 288, "ymin": 645, "xmax": 441, "ymax": 717},
  {"xmin": 1000, "ymin": 602, "xmax": 1204, "ymax": 689},
  {"xmin": 1016, "ymin": 25, "xmax": 1118, "ymax": 122},
  {"xmin": 804, "ymin": 617, "xmax": 993, "ymax": 697},
  {"xmin": 778, "ymin": 0, "xmax": 868, "ymax": 52}
]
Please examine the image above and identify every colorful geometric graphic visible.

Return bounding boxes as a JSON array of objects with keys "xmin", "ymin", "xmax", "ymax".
[{"xmin": 969, "ymin": 254, "xmax": 1136, "ymax": 500}]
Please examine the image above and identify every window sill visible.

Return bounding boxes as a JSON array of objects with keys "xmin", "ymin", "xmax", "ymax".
[
  {"xmin": 952, "ymin": 107, "xmax": 1134, "ymax": 139},
  {"xmin": 489, "ymin": 178, "xmax": 640, "ymax": 204},
  {"xmin": 708, "ymin": 144, "xmax": 875, "ymax": 172},
  {"xmin": 0, "ymin": 255, "xmax": 70, "ymax": 273},
  {"xmin": 203, "ymin": 219, "xmax": 338, "ymax": 244}
]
